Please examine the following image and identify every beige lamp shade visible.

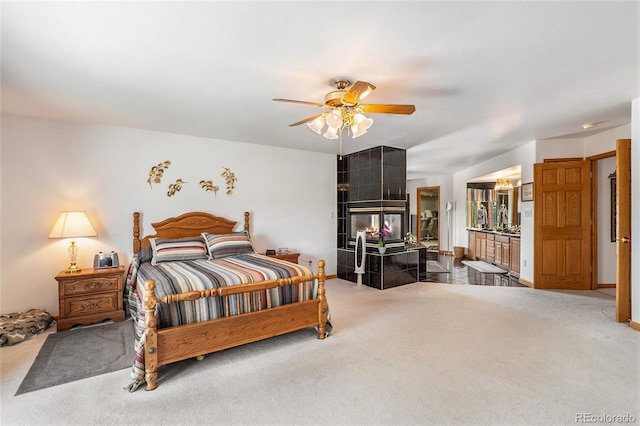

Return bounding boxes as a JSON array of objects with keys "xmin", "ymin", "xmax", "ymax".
[
  {"xmin": 48, "ymin": 211, "xmax": 97, "ymax": 239},
  {"xmin": 49, "ymin": 211, "xmax": 97, "ymax": 273}
]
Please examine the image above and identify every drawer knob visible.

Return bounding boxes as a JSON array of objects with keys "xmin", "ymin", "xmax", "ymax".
[{"xmin": 85, "ymin": 302, "xmax": 99, "ymax": 309}]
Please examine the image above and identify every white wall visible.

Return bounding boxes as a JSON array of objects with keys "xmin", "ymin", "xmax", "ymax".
[
  {"xmin": 596, "ymin": 156, "xmax": 617, "ymax": 285},
  {"xmin": 0, "ymin": 114, "xmax": 337, "ymax": 315},
  {"xmin": 584, "ymin": 124, "xmax": 631, "ymax": 156},
  {"xmin": 535, "ymin": 138, "xmax": 584, "ymax": 162}
]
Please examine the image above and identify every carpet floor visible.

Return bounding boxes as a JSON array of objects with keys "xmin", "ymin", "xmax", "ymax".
[
  {"xmin": 2, "ymin": 280, "xmax": 638, "ymax": 425},
  {"xmin": 15, "ymin": 319, "xmax": 134, "ymax": 395}
]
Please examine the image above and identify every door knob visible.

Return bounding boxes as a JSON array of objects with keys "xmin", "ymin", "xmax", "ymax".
[{"xmin": 617, "ymin": 237, "xmax": 630, "ymax": 243}]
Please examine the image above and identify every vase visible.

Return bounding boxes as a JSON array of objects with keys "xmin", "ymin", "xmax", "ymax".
[{"xmin": 378, "ymin": 246, "xmax": 386, "ymax": 254}]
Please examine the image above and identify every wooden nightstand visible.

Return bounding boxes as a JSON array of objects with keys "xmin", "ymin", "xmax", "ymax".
[
  {"xmin": 54, "ymin": 266, "xmax": 126, "ymax": 331},
  {"xmin": 264, "ymin": 252, "xmax": 300, "ymax": 264}
]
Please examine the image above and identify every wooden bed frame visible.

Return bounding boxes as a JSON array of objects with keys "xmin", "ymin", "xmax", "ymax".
[{"xmin": 132, "ymin": 211, "xmax": 328, "ymax": 390}]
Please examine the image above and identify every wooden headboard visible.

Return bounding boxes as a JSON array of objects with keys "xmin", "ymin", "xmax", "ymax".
[{"xmin": 133, "ymin": 211, "xmax": 250, "ymax": 253}]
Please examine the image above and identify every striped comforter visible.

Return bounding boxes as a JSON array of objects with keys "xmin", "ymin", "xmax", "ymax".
[{"xmin": 125, "ymin": 253, "xmax": 316, "ymax": 391}]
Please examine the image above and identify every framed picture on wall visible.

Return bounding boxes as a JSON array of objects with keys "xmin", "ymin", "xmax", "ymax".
[{"xmin": 521, "ymin": 182, "xmax": 534, "ymax": 201}]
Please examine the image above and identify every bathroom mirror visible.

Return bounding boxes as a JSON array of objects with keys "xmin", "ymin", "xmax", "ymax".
[{"xmin": 466, "ymin": 166, "xmax": 521, "ymax": 232}]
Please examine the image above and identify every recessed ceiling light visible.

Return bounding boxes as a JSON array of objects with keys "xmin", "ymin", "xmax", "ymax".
[{"xmin": 582, "ymin": 122, "xmax": 596, "ymax": 129}]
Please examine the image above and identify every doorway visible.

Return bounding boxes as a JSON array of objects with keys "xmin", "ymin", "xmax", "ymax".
[{"xmin": 416, "ymin": 186, "xmax": 440, "ymax": 251}]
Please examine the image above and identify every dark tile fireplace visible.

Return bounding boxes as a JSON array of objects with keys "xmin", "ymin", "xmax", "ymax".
[{"xmin": 337, "ymin": 146, "xmax": 419, "ymax": 289}]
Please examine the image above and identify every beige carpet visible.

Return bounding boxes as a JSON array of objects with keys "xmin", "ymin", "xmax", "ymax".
[{"xmin": 2, "ymin": 279, "xmax": 638, "ymax": 425}]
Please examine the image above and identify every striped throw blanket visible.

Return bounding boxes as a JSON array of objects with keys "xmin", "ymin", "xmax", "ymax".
[{"xmin": 125, "ymin": 253, "xmax": 317, "ymax": 391}]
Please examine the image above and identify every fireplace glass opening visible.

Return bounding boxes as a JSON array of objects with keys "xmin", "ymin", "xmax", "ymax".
[{"xmin": 350, "ymin": 212, "xmax": 403, "ymax": 242}]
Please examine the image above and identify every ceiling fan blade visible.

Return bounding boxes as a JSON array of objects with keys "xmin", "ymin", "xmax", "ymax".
[
  {"xmin": 273, "ymin": 98, "xmax": 325, "ymax": 107},
  {"xmin": 341, "ymin": 81, "xmax": 376, "ymax": 105},
  {"xmin": 289, "ymin": 113, "xmax": 323, "ymax": 127},
  {"xmin": 361, "ymin": 104, "xmax": 416, "ymax": 115}
]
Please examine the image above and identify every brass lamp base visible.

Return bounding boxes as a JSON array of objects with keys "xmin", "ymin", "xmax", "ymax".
[{"xmin": 66, "ymin": 263, "xmax": 82, "ymax": 274}]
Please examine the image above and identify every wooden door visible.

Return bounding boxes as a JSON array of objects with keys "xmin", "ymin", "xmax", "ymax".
[
  {"xmin": 616, "ymin": 139, "xmax": 631, "ymax": 322},
  {"xmin": 534, "ymin": 160, "xmax": 591, "ymax": 289}
]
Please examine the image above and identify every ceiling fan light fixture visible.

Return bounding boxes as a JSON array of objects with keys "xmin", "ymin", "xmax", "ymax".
[
  {"xmin": 351, "ymin": 125, "xmax": 368, "ymax": 138},
  {"xmin": 353, "ymin": 113, "xmax": 373, "ymax": 129},
  {"xmin": 325, "ymin": 109, "xmax": 343, "ymax": 128},
  {"xmin": 350, "ymin": 114, "xmax": 373, "ymax": 138},
  {"xmin": 307, "ymin": 116, "xmax": 326, "ymax": 134},
  {"xmin": 324, "ymin": 126, "xmax": 339, "ymax": 140},
  {"xmin": 274, "ymin": 78, "xmax": 414, "ymax": 153}
]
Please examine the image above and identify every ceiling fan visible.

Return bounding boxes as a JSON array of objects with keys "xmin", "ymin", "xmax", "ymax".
[{"xmin": 273, "ymin": 78, "xmax": 416, "ymax": 140}]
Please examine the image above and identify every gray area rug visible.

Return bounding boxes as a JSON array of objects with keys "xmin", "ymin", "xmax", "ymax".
[
  {"xmin": 15, "ymin": 319, "xmax": 134, "ymax": 395},
  {"xmin": 462, "ymin": 260, "xmax": 508, "ymax": 274},
  {"xmin": 426, "ymin": 260, "xmax": 450, "ymax": 273}
]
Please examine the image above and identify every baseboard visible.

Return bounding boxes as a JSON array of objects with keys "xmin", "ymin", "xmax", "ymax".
[
  {"xmin": 630, "ymin": 321, "xmax": 640, "ymax": 332},
  {"xmin": 326, "ymin": 274, "xmax": 338, "ymax": 280},
  {"xmin": 598, "ymin": 283, "xmax": 616, "ymax": 288},
  {"xmin": 519, "ymin": 277, "xmax": 534, "ymax": 288}
]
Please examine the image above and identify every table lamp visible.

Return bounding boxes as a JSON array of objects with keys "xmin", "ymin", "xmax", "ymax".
[{"xmin": 48, "ymin": 211, "xmax": 97, "ymax": 273}]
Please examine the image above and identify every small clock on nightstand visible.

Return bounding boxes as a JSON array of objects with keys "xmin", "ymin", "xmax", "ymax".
[{"xmin": 54, "ymin": 266, "xmax": 126, "ymax": 331}]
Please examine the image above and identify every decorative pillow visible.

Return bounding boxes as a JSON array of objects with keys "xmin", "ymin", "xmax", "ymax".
[
  {"xmin": 137, "ymin": 246, "xmax": 153, "ymax": 264},
  {"xmin": 150, "ymin": 236, "xmax": 208, "ymax": 265},
  {"xmin": 202, "ymin": 231, "xmax": 255, "ymax": 259}
]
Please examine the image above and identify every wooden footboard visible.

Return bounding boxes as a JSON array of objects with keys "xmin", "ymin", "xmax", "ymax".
[{"xmin": 143, "ymin": 260, "xmax": 327, "ymax": 390}]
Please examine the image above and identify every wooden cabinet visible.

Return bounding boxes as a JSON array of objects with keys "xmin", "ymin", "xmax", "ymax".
[
  {"xmin": 475, "ymin": 232, "xmax": 486, "ymax": 261},
  {"xmin": 265, "ymin": 252, "xmax": 300, "ymax": 264},
  {"xmin": 509, "ymin": 238, "xmax": 521, "ymax": 277},
  {"xmin": 467, "ymin": 230, "xmax": 520, "ymax": 277},
  {"xmin": 485, "ymin": 233, "xmax": 495, "ymax": 263},
  {"xmin": 468, "ymin": 231, "xmax": 477, "ymax": 260},
  {"xmin": 495, "ymin": 235, "xmax": 510, "ymax": 270},
  {"xmin": 54, "ymin": 266, "xmax": 125, "ymax": 331}
]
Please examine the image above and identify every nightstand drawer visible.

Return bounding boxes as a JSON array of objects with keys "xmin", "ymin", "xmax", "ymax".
[
  {"xmin": 61, "ymin": 277, "xmax": 120, "ymax": 297},
  {"xmin": 63, "ymin": 293, "xmax": 119, "ymax": 318}
]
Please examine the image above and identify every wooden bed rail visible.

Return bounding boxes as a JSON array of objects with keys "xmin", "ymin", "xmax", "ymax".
[
  {"xmin": 143, "ymin": 260, "xmax": 327, "ymax": 390},
  {"xmin": 147, "ymin": 273, "xmax": 322, "ymax": 305}
]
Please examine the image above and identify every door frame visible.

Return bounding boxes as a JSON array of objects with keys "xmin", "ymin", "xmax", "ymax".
[
  {"xmin": 587, "ymin": 150, "xmax": 616, "ymax": 291},
  {"xmin": 578, "ymin": 142, "xmax": 631, "ymax": 322},
  {"xmin": 416, "ymin": 186, "xmax": 440, "ymax": 251}
]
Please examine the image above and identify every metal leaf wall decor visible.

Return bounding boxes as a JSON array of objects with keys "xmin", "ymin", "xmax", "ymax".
[
  {"xmin": 167, "ymin": 179, "xmax": 185, "ymax": 197},
  {"xmin": 221, "ymin": 167, "xmax": 237, "ymax": 195},
  {"xmin": 145, "ymin": 162, "xmax": 237, "ymax": 197},
  {"xmin": 200, "ymin": 180, "xmax": 220, "ymax": 195},
  {"xmin": 147, "ymin": 161, "xmax": 171, "ymax": 188}
]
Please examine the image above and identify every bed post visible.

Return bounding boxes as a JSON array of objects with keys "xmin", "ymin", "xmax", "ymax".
[
  {"xmin": 143, "ymin": 279, "xmax": 159, "ymax": 390},
  {"xmin": 317, "ymin": 260, "xmax": 328, "ymax": 339},
  {"xmin": 133, "ymin": 212, "xmax": 141, "ymax": 253},
  {"xmin": 243, "ymin": 211, "xmax": 250, "ymax": 233}
]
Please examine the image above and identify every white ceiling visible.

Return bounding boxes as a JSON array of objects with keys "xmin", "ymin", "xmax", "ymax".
[{"xmin": 2, "ymin": 1, "xmax": 638, "ymax": 179}]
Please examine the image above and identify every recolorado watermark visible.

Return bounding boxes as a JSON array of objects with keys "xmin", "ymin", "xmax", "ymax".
[{"xmin": 576, "ymin": 413, "xmax": 637, "ymax": 423}]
